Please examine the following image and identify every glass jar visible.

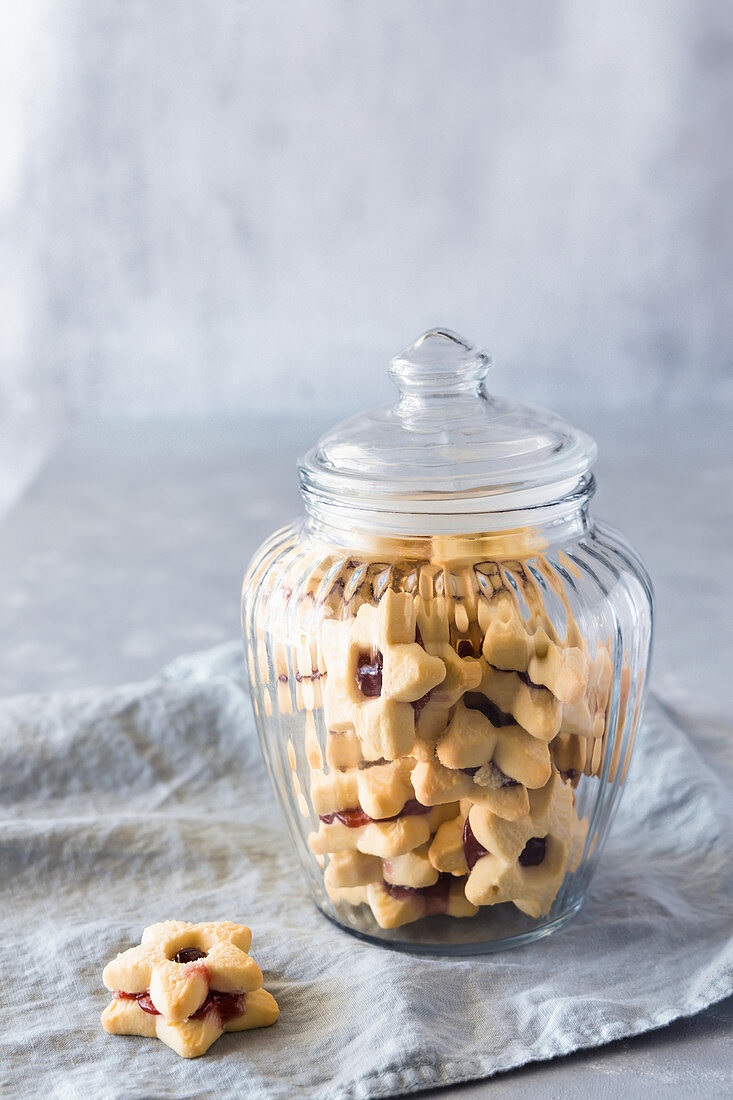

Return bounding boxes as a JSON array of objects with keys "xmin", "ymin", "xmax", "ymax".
[{"xmin": 241, "ymin": 330, "xmax": 653, "ymax": 955}]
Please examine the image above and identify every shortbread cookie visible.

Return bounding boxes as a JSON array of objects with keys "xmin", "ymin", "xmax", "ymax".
[
  {"xmin": 428, "ymin": 806, "xmax": 470, "ymax": 876},
  {"xmin": 327, "ymin": 873, "xmax": 478, "ymax": 928},
  {"xmin": 310, "ymin": 757, "xmax": 416, "ymax": 820},
  {"xmin": 431, "ymin": 532, "xmax": 546, "ymax": 566},
  {"xmin": 436, "ymin": 698, "xmax": 551, "ymax": 788},
  {"xmin": 326, "ymin": 882, "xmax": 370, "ymax": 907},
  {"xmin": 101, "ymin": 921, "xmax": 278, "ymax": 1058},
  {"xmin": 325, "ymin": 728, "xmax": 366, "ymax": 769},
  {"xmin": 477, "ymin": 660, "xmax": 562, "ymax": 742},
  {"xmin": 464, "ymin": 771, "xmax": 588, "ymax": 918},
  {"xmin": 308, "ymin": 802, "xmax": 457, "ymax": 859},
  {"xmin": 560, "ymin": 642, "xmax": 613, "ymax": 741},
  {"xmin": 324, "ymin": 850, "xmax": 383, "ymax": 891},
  {"xmin": 411, "ymin": 757, "xmax": 530, "ymax": 820},
  {"xmin": 411, "ymin": 691, "xmax": 554, "ymax": 819},
  {"xmin": 324, "ymin": 841, "xmax": 440, "ymax": 895},
  {"xmin": 416, "ymin": 595, "xmax": 483, "ymax": 708},
  {"xmin": 410, "ymin": 593, "xmax": 483, "ymax": 753},
  {"xmin": 366, "ymin": 876, "xmax": 478, "ymax": 929},
  {"xmin": 322, "ymin": 589, "xmax": 447, "ymax": 760},
  {"xmin": 480, "ymin": 593, "xmax": 588, "ymax": 705},
  {"xmin": 382, "ymin": 842, "xmax": 439, "ymax": 889}
]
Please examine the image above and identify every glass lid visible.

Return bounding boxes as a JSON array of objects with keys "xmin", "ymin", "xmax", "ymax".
[{"xmin": 298, "ymin": 329, "xmax": 597, "ymax": 532}]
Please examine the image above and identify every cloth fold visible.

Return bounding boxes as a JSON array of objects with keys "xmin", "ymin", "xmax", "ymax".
[{"xmin": 1, "ymin": 641, "xmax": 731, "ymax": 1100}]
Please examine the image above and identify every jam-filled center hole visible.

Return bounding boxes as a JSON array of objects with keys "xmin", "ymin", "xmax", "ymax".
[
  {"xmin": 173, "ymin": 947, "xmax": 208, "ymax": 964},
  {"xmin": 519, "ymin": 836, "xmax": 547, "ymax": 867},
  {"xmin": 462, "ymin": 817, "xmax": 489, "ymax": 870},
  {"xmin": 356, "ymin": 650, "xmax": 383, "ymax": 697},
  {"xmin": 464, "ymin": 692, "xmax": 515, "ymax": 728}
]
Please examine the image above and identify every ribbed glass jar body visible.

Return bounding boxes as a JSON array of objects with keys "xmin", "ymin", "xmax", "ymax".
[{"xmin": 241, "ymin": 500, "xmax": 652, "ymax": 954}]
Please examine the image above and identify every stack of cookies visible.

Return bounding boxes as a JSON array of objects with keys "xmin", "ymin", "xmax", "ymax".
[{"xmin": 293, "ymin": 549, "xmax": 612, "ymax": 930}]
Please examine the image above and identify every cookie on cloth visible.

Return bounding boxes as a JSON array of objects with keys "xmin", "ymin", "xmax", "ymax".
[{"xmin": 101, "ymin": 921, "xmax": 278, "ymax": 1058}]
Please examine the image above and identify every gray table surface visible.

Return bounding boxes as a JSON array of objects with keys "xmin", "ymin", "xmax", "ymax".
[{"xmin": 2, "ymin": 409, "xmax": 731, "ymax": 1098}]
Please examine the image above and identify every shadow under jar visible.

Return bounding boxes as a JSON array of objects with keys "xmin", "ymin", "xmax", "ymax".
[{"xmin": 242, "ymin": 329, "xmax": 653, "ymax": 955}]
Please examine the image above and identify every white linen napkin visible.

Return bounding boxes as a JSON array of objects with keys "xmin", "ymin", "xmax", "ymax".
[{"xmin": 1, "ymin": 642, "xmax": 731, "ymax": 1099}]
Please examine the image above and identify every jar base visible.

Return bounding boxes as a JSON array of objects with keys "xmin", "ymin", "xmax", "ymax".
[{"xmin": 315, "ymin": 896, "xmax": 584, "ymax": 957}]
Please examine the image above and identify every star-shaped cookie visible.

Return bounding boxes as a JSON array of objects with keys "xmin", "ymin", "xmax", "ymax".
[
  {"xmin": 101, "ymin": 921, "xmax": 279, "ymax": 1058},
  {"xmin": 321, "ymin": 588, "xmax": 447, "ymax": 760}
]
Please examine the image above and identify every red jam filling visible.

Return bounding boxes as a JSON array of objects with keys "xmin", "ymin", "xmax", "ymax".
[
  {"xmin": 117, "ymin": 990, "xmax": 160, "ymax": 1016},
  {"xmin": 355, "ymin": 651, "xmax": 383, "ymax": 697},
  {"xmin": 118, "ymin": 988, "xmax": 245, "ymax": 1025},
  {"xmin": 464, "ymin": 692, "xmax": 515, "ymax": 728},
  {"xmin": 519, "ymin": 836, "xmax": 547, "ymax": 867},
  {"xmin": 191, "ymin": 990, "xmax": 245, "ymax": 1026},
  {"xmin": 412, "ymin": 690, "xmax": 432, "ymax": 716},
  {"xmin": 391, "ymin": 798, "xmax": 431, "ymax": 819},
  {"xmin": 174, "ymin": 947, "xmax": 207, "ymax": 964},
  {"xmin": 355, "ymin": 628, "xmax": 433, "ymax": 711},
  {"xmin": 320, "ymin": 807, "xmax": 373, "ymax": 828},
  {"xmin": 462, "ymin": 816, "xmax": 489, "ymax": 871},
  {"xmin": 385, "ymin": 873, "xmax": 452, "ymax": 916},
  {"xmin": 320, "ymin": 798, "xmax": 431, "ymax": 828}
]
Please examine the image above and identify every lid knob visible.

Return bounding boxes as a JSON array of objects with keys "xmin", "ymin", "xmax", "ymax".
[{"xmin": 389, "ymin": 329, "xmax": 491, "ymax": 398}]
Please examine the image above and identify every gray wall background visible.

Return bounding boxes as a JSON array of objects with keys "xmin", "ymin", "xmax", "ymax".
[{"xmin": 1, "ymin": 0, "xmax": 731, "ymax": 514}]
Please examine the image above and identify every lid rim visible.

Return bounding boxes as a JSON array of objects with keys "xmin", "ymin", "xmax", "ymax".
[
  {"xmin": 299, "ymin": 469, "xmax": 595, "ymax": 513},
  {"xmin": 298, "ymin": 430, "xmax": 597, "ymax": 499}
]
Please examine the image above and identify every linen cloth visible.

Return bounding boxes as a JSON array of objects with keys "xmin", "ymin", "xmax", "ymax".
[{"xmin": 1, "ymin": 641, "xmax": 731, "ymax": 1100}]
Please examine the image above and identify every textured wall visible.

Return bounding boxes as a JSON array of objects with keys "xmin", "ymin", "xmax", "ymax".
[{"xmin": 1, "ymin": 0, "xmax": 731, "ymax": 511}]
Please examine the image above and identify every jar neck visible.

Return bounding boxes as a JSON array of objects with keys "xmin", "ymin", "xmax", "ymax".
[{"xmin": 303, "ymin": 476, "xmax": 595, "ymax": 556}]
